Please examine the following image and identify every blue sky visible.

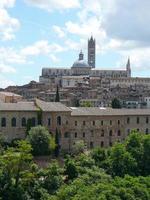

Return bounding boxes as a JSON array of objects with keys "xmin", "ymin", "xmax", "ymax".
[{"xmin": 1, "ymin": 0, "xmax": 150, "ymax": 88}]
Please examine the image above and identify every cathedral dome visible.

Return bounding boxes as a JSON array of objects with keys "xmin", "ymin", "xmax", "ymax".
[
  {"xmin": 72, "ymin": 60, "xmax": 90, "ymax": 68},
  {"xmin": 72, "ymin": 51, "xmax": 90, "ymax": 68}
]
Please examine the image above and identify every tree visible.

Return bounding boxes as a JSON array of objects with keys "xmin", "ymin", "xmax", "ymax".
[
  {"xmin": 41, "ymin": 162, "xmax": 63, "ymax": 194},
  {"xmin": 0, "ymin": 141, "xmax": 35, "ymax": 200},
  {"xmin": 111, "ymin": 98, "xmax": 121, "ymax": 108},
  {"xmin": 27, "ymin": 126, "xmax": 54, "ymax": 156},
  {"xmin": 55, "ymin": 85, "xmax": 60, "ymax": 102},
  {"xmin": 54, "ymin": 128, "xmax": 60, "ymax": 157},
  {"xmin": 65, "ymin": 158, "xmax": 78, "ymax": 180},
  {"xmin": 80, "ymin": 101, "xmax": 92, "ymax": 107},
  {"xmin": 72, "ymin": 140, "xmax": 86, "ymax": 155}
]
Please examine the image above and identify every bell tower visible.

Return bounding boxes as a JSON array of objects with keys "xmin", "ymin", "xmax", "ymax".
[{"xmin": 88, "ymin": 36, "xmax": 96, "ymax": 68}]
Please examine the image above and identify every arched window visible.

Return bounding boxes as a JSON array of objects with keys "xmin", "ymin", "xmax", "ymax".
[
  {"xmin": 83, "ymin": 132, "xmax": 85, "ymax": 137},
  {"xmin": 75, "ymin": 132, "xmax": 77, "ymax": 138},
  {"xmin": 137, "ymin": 117, "xmax": 140, "ymax": 124},
  {"xmin": 146, "ymin": 117, "xmax": 149, "ymax": 124},
  {"xmin": 22, "ymin": 117, "xmax": 26, "ymax": 127},
  {"xmin": 127, "ymin": 117, "xmax": 130, "ymax": 124},
  {"xmin": 11, "ymin": 117, "xmax": 16, "ymax": 127},
  {"xmin": 31, "ymin": 117, "xmax": 36, "ymax": 127},
  {"xmin": 1, "ymin": 117, "xmax": 6, "ymax": 127},
  {"xmin": 109, "ymin": 130, "xmax": 112, "ymax": 136},
  {"xmin": 118, "ymin": 120, "xmax": 120, "ymax": 125},
  {"xmin": 57, "ymin": 116, "xmax": 61, "ymax": 125},
  {"xmin": 48, "ymin": 118, "xmax": 51, "ymax": 126},
  {"xmin": 146, "ymin": 128, "xmax": 149, "ymax": 134},
  {"xmin": 118, "ymin": 130, "xmax": 121, "ymax": 136},
  {"xmin": 101, "ymin": 129, "xmax": 104, "ymax": 137}
]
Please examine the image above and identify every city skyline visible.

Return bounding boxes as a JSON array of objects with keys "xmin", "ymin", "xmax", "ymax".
[{"xmin": 1, "ymin": 0, "xmax": 150, "ymax": 88}]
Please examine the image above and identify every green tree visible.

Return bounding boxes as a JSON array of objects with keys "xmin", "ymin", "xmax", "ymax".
[
  {"xmin": 27, "ymin": 126, "xmax": 54, "ymax": 156},
  {"xmin": 80, "ymin": 101, "xmax": 92, "ymax": 107},
  {"xmin": 0, "ymin": 141, "xmax": 35, "ymax": 200},
  {"xmin": 55, "ymin": 85, "xmax": 60, "ymax": 102},
  {"xmin": 65, "ymin": 158, "xmax": 78, "ymax": 180},
  {"xmin": 41, "ymin": 162, "xmax": 63, "ymax": 195},
  {"xmin": 111, "ymin": 98, "xmax": 121, "ymax": 108},
  {"xmin": 110, "ymin": 143, "xmax": 137, "ymax": 177}
]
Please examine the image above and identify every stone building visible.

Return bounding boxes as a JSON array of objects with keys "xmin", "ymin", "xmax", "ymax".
[{"xmin": 0, "ymin": 99, "xmax": 150, "ymax": 151}]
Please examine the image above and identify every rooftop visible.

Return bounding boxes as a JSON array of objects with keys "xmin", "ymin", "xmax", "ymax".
[
  {"xmin": 70, "ymin": 107, "xmax": 150, "ymax": 116},
  {"xmin": 35, "ymin": 99, "xmax": 71, "ymax": 112}
]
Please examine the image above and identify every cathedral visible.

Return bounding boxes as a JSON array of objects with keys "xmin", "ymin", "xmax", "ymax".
[{"xmin": 40, "ymin": 36, "xmax": 131, "ymax": 85}]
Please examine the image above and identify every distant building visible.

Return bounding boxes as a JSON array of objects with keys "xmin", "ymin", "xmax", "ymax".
[{"xmin": 0, "ymin": 92, "xmax": 23, "ymax": 103}]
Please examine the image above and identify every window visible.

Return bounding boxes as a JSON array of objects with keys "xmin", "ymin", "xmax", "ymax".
[
  {"xmin": 118, "ymin": 120, "xmax": 120, "ymax": 125},
  {"xmin": 109, "ymin": 130, "xmax": 112, "ymax": 137},
  {"xmin": 93, "ymin": 121, "xmax": 95, "ymax": 126},
  {"xmin": 137, "ymin": 128, "xmax": 139, "ymax": 132},
  {"xmin": 127, "ymin": 117, "xmax": 130, "ymax": 124},
  {"xmin": 101, "ymin": 129, "xmax": 104, "ymax": 137},
  {"xmin": 22, "ymin": 118, "xmax": 26, "ymax": 127},
  {"xmin": 101, "ymin": 120, "xmax": 103, "ymax": 126},
  {"xmin": 31, "ymin": 117, "xmax": 36, "ymax": 127},
  {"xmin": 101, "ymin": 141, "xmax": 104, "ymax": 147},
  {"xmin": 64, "ymin": 132, "xmax": 69, "ymax": 138},
  {"xmin": 57, "ymin": 116, "xmax": 61, "ymax": 126},
  {"xmin": 83, "ymin": 132, "xmax": 85, "ymax": 137},
  {"xmin": 137, "ymin": 117, "xmax": 139, "ymax": 124},
  {"xmin": 11, "ymin": 117, "xmax": 16, "ymax": 127},
  {"xmin": 127, "ymin": 129, "xmax": 130, "ymax": 135},
  {"xmin": 66, "ymin": 120, "xmax": 68, "ymax": 125},
  {"xmin": 48, "ymin": 118, "xmax": 51, "ymax": 126},
  {"xmin": 1, "ymin": 117, "xmax": 6, "ymax": 127},
  {"xmin": 91, "ymin": 130, "xmax": 94, "ymax": 137},
  {"xmin": 109, "ymin": 142, "xmax": 112, "ymax": 146},
  {"xmin": 110, "ymin": 120, "xmax": 112, "ymax": 125},
  {"xmin": 83, "ymin": 121, "xmax": 86, "ymax": 126},
  {"xmin": 146, "ymin": 117, "xmax": 149, "ymax": 124},
  {"xmin": 75, "ymin": 121, "xmax": 77, "ymax": 126},
  {"xmin": 146, "ymin": 128, "xmax": 149, "ymax": 134},
  {"xmin": 90, "ymin": 141, "xmax": 94, "ymax": 149},
  {"xmin": 75, "ymin": 132, "xmax": 77, "ymax": 138},
  {"xmin": 118, "ymin": 130, "xmax": 121, "ymax": 136}
]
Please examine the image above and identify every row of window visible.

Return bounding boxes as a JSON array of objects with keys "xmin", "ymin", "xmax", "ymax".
[
  {"xmin": 0, "ymin": 117, "xmax": 36, "ymax": 127},
  {"xmin": 64, "ymin": 130, "xmax": 121, "ymax": 138},
  {"xmin": 73, "ymin": 117, "xmax": 149, "ymax": 126}
]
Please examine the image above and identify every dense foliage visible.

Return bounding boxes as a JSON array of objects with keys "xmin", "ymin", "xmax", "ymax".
[
  {"xmin": 27, "ymin": 126, "xmax": 55, "ymax": 156},
  {"xmin": 111, "ymin": 98, "xmax": 122, "ymax": 108},
  {"xmin": 0, "ymin": 131, "xmax": 149, "ymax": 200}
]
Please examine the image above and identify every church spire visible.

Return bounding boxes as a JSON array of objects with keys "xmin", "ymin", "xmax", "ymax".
[{"xmin": 126, "ymin": 57, "xmax": 131, "ymax": 77}]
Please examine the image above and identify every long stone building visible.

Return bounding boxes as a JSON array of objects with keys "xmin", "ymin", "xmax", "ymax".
[{"xmin": 0, "ymin": 99, "xmax": 149, "ymax": 151}]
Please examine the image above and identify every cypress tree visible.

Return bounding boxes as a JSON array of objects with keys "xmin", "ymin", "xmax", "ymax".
[
  {"xmin": 55, "ymin": 128, "xmax": 60, "ymax": 157},
  {"xmin": 55, "ymin": 85, "xmax": 60, "ymax": 102}
]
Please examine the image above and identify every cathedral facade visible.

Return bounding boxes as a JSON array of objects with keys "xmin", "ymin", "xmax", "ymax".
[{"xmin": 39, "ymin": 36, "xmax": 131, "ymax": 85}]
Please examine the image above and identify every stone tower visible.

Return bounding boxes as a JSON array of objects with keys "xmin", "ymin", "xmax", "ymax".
[
  {"xmin": 88, "ymin": 36, "xmax": 96, "ymax": 68},
  {"xmin": 126, "ymin": 57, "xmax": 131, "ymax": 77}
]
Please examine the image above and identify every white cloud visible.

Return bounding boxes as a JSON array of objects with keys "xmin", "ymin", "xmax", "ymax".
[
  {"xmin": 0, "ymin": 75, "xmax": 15, "ymax": 88},
  {"xmin": 25, "ymin": 0, "xmax": 80, "ymax": 11},
  {"xmin": 0, "ymin": 0, "xmax": 16, "ymax": 8},
  {"xmin": 53, "ymin": 25, "xmax": 65, "ymax": 38},
  {"xmin": 0, "ymin": 0, "xmax": 20, "ymax": 41},
  {"xmin": 0, "ymin": 63, "xmax": 16, "ymax": 73},
  {"xmin": 21, "ymin": 40, "xmax": 66, "ymax": 57}
]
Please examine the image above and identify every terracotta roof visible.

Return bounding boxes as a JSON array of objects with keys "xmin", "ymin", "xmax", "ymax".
[
  {"xmin": 0, "ymin": 102, "xmax": 38, "ymax": 111},
  {"xmin": 36, "ymin": 99, "xmax": 71, "ymax": 112},
  {"xmin": 70, "ymin": 107, "xmax": 150, "ymax": 116}
]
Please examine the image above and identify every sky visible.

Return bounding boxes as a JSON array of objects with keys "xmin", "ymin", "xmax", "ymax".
[{"xmin": 1, "ymin": 0, "xmax": 150, "ymax": 88}]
